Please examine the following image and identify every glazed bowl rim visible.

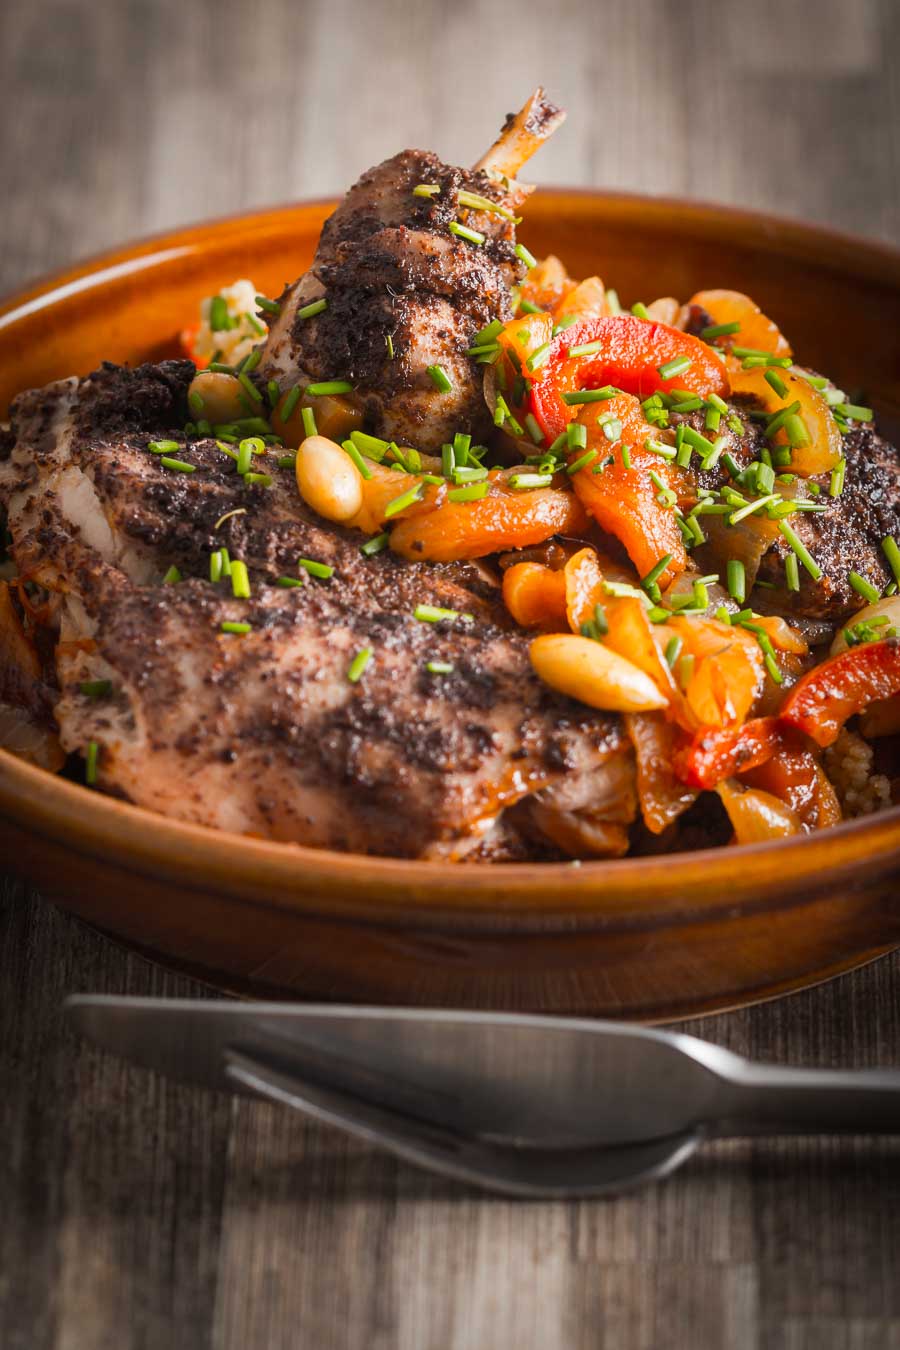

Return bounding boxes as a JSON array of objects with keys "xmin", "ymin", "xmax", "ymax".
[{"xmin": 1, "ymin": 189, "xmax": 899, "ymax": 923}]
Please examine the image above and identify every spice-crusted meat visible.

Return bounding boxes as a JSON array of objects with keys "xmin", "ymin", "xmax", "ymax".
[
  {"xmin": 0, "ymin": 360, "xmax": 632, "ymax": 860},
  {"xmin": 259, "ymin": 150, "xmax": 528, "ymax": 452},
  {"xmin": 672, "ymin": 402, "xmax": 900, "ymax": 622}
]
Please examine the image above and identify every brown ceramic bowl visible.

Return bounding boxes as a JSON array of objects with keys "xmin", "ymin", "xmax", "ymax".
[{"xmin": 2, "ymin": 193, "xmax": 899, "ymax": 1020}]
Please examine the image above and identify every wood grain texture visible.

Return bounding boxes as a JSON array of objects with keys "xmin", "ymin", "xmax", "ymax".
[{"xmin": 1, "ymin": 0, "xmax": 899, "ymax": 1346}]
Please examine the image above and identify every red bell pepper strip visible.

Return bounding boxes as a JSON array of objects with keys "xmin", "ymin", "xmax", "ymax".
[
  {"xmin": 529, "ymin": 315, "xmax": 730, "ymax": 442},
  {"xmin": 779, "ymin": 638, "xmax": 900, "ymax": 747},
  {"xmin": 672, "ymin": 717, "xmax": 782, "ymax": 790}
]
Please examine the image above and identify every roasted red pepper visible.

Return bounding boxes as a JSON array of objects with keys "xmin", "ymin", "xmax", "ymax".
[
  {"xmin": 529, "ymin": 315, "xmax": 730, "ymax": 442},
  {"xmin": 672, "ymin": 717, "xmax": 782, "ymax": 790},
  {"xmin": 779, "ymin": 638, "xmax": 900, "ymax": 747}
]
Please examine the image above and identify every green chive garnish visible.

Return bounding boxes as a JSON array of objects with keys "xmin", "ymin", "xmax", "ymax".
[
  {"xmin": 881, "ymin": 536, "xmax": 900, "ymax": 584},
  {"xmin": 298, "ymin": 298, "xmax": 327, "ymax": 320},
  {"xmin": 276, "ymin": 576, "xmax": 305, "ymax": 588},
  {"xmin": 243, "ymin": 472, "xmax": 272, "ymax": 487},
  {"xmin": 306, "ymin": 380, "xmax": 353, "ymax": 397},
  {"xmin": 448, "ymin": 482, "xmax": 490, "ymax": 502},
  {"xmin": 726, "ymin": 559, "xmax": 746, "ymax": 603},
  {"xmin": 568, "ymin": 339, "xmax": 603, "ymax": 358},
  {"xmin": 280, "ymin": 386, "xmax": 302, "ymax": 422},
  {"xmin": 561, "ymin": 386, "xmax": 618, "ymax": 406},
  {"xmin": 412, "ymin": 183, "xmax": 440, "ymax": 198},
  {"xmin": 664, "ymin": 635, "xmax": 683, "ymax": 667},
  {"xmin": 384, "ymin": 482, "xmax": 425, "ymax": 518},
  {"xmin": 426, "ymin": 365, "xmax": 453, "ymax": 394},
  {"xmin": 779, "ymin": 521, "xmax": 822, "ymax": 580},
  {"xmin": 255, "ymin": 295, "xmax": 281, "ymax": 316},
  {"xmin": 229, "ymin": 561, "xmax": 250, "ymax": 598},
  {"xmin": 360, "ymin": 532, "xmax": 389, "ymax": 556},
  {"xmin": 631, "ymin": 302, "xmax": 650, "ymax": 320},
  {"xmin": 848, "ymin": 571, "xmax": 880, "ymax": 604},
  {"xmin": 449, "ymin": 221, "xmax": 485, "ymax": 245},
  {"xmin": 657, "ymin": 355, "xmax": 692, "ymax": 381},
  {"xmin": 414, "ymin": 604, "xmax": 473, "ymax": 623},
  {"xmin": 784, "ymin": 552, "xmax": 800, "ymax": 592},
  {"xmin": 701, "ymin": 321, "xmax": 741, "ymax": 340},
  {"xmin": 765, "ymin": 370, "xmax": 788, "ymax": 398},
  {"xmin": 148, "ymin": 439, "xmax": 180, "ymax": 455},
  {"xmin": 514, "ymin": 243, "xmax": 537, "ymax": 270},
  {"xmin": 162, "ymin": 565, "xmax": 182, "ymax": 585},
  {"xmin": 297, "ymin": 557, "xmax": 334, "ymax": 579},
  {"xmin": 566, "ymin": 449, "xmax": 597, "ymax": 476},
  {"xmin": 160, "ymin": 457, "xmax": 196, "ymax": 473},
  {"xmin": 425, "ymin": 660, "xmax": 454, "ymax": 675},
  {"xmin": 340, "ymin": 439, "xmax": 374, "ymax": 480},
  {"xmin": 220, "ymin": 621, "xmax": 252, "ymax": 634},
  {"xmin": 508, "ymin": 472, "xmax": 553, "ymax": 490},
  {"xmin": 642, "ymin": 554, "xmax": 673, "ymax": 590},
  {"xmin": 85, "ymin": 740, "xmax": 99, "ymax": 785},
  {"xmin": 835, "ymin": 402, "xmax": 874, "ymax": 423},
  {"xmin": 347, "ymin": 647, "xmax": 373, "ymax": 683}
]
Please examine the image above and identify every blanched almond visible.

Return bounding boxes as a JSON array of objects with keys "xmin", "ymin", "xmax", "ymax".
[
  {"xmin": 529, "ymin": 633, "xmax": 668, "ymax": 712},
  {"xmin": 295, "ymin": 435, "xmax": 364, "ymax": 523}
]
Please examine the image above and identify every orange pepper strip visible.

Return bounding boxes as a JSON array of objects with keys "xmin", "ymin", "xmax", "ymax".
[
  {"xmin": 502, "ymin": 563, "xmax": 568, "ymax": 629},
  {"xmin": 741, "ymin": 746, "xmax": 842, "ymax": 832},
  {"xmin": 567, "ymin": 392, "xmax": 688, "ymax": 586},
  {"xmin": 687, "ymin": 289, "xmax": 791, "ymax": 370},
  {"xmin": 672, "ymin": 716, "xmax": 783, "ymax": 790},
  {"xmin": 389, "ymin": 476, "xmax": 589, "ymax": 563},
  {"xmin": 529, "ymin": 314, "xmax": 730, "ymax": 444},
  {"xmin": 779, "ymin": 639, "xmax": 900, "ymax": 747}
]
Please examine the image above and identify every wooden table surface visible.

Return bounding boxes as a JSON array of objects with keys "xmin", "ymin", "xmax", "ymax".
[{"xmin": 2, "ymin": 1, "xmax": 899, "ymax": 1346}]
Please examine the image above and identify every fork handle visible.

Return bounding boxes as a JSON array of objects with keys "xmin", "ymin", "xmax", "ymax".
[{"xmin": 714, "ymin": 1064, "xmax": 900, "ymax": 1136}]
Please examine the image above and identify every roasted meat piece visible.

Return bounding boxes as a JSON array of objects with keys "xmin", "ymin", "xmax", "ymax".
[
  {"xmin": 0, "ymin": 359, "xmax": 633, "ymax": 860},
  {"xmin": 260, "ymin": 91, "xmax": 565, "ymax": 452}
]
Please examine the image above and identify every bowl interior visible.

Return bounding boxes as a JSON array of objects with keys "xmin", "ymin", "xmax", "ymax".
[{"xmin": 1, "ymin": 190, "xmax": 899, "ymax": 919}]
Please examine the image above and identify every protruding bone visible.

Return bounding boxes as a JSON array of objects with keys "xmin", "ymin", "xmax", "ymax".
[{"xmin": 473, "ymin": 88, "xmax": 566, "ymax": 180}]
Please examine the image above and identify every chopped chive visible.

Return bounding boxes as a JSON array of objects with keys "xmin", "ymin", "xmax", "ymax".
[
  {"xmin": 729, "ymin": 493, "xmax": 779, "ymax": 524},
  {"xmin": 350, "ymin": 430, "xmax": 390, "ymax": 463},
  {"xmin": 255, "ymin": 294, "xmax": 281, "ymax": 316},
  {"xmin": 518, "ymin": 300, "xmax": 545, "ymax": 316},
  {"xmin": 162, "ymin": 565, "xmax": 182, "ymax": 585},
  {"xmin": 765, "ymin": 369, "xmax": 788, "ymax": 398},
  {"xmin": 236, "ymin": 438, "xmax": 256, "ymax": 475},
  {"xmin": 881, "ymin": 535, "xmax": 900, "ymax": 583},
  {"xmin": 341, "ymin": 439, "xmax": 374, "ymax": 480},
  {"xmin": 347, "ymin": 647, "xmax": 373, "ymax": 683},
  {"xmin": 220, "ymin": 621, "xmax": 252, "ymax": 634},
  {"xmin": 664, "ymin": 635, "xmax": 683, "ymax": 667},
  {"xmin": 605, "ymin": 288, "xmax": 621, "ymax": 314},
  {"xmin": 509, "ymin": 472, "xmax": 553, "ymax": 490},
  {"xmin": 642, "ymin": 554, "xmax": 673, "ymax": 589},
  {"xmin": 524, "ymin": 413, "xmax": 545, "ymax": 445},
  {"xmin": 566, "ymin": 449, "xmax": 598, "ymax": 476},
  {"xmin": 701, "ymin": 321, "xmax": 741, "ymax": 340},
  {"xmin": 85, "ymin": 740, "xmax": 99, "ymax": 785},
  {"xmin": 276, "ymin": 575, "xmax": 305, "ymax": 588},
  {"xmin": 298, "ymin": 298, "xmax": 328, "ymax": 321},
  {"xmin": 414, "ymin": 604, "xmax": 473, "ymax": 624},
  {"xmin": 188, "ymin": 390, "xmax": 205, "ymax": 416},
  {"xmin": 784, "ymin": 552, "xmax": 800, "ymax": 592},
  {"xmin": 447, "ymin": 481, "xmax": 490, "ymax": 502},
  {"xmin": 764, "ymin": 400, "xmax": 802, "ymax": 439},
  {"xmin": 764, "ymin": 653, "xmax": 784, "ymax": 684},
  {"xmin": 297, "ymin": 557, "xmax": 334, "ymax": 579},
  {"xmin": 384, "ymin": 482, "xmax": 425, "ymax": 518},
  {"xmin": 277, "ymin": 454, "xmax": 296, "ymax": 469},
  {"xmin": 449, "ymin": 221, "xmax": 485, "ymax": 245},
  {"xmin": 561, "ymin": 386, "xmax": 618, "ymax": 406},
  {"xmin": 210, "ymin": 550, "xmax": 224, "ymax": 583},
  {"xmin": 779, "ymin": 521, "xmax": 822, "ymax": 580},
  {"xmin": 426, "ymin": 365, "xmax": 453, "ymax": 394},
  {"xmin": 849, "ymin": 570, "xmax": 881, "ymax": 604},
  {"xmin": 657, "ymin": 355, "xmax": 692, "ymax": 381},
  {"xmin": 644, "ymin": 437, "xmax": 677, "ymax": 461},
  {"xmin": 473, "ymin": 319, "xmax": 504, "ymax": 346},
  {"xmin": 705, "ymin": 406, "xmax": 721, "ymax": 432},
  {"xmin": 247, "ymin": 313, "xmax": 267, "ymax": 337},
  {"xmin": 361, "ymin": 532, "xmax": 390, "ymax": 557},
  {"xmin": 412, "ymin": 183, "xmax": 440, "ymax": 198},
  {"xmin": 677, "ymin": 653, "xmax": 696, "ymax": 690},
  {"xmin": 458, "ymin": 189, "xmax": 516, "ymax": 219},
  {"xmin": 237, "ymin": 371, "xmax": 262, "ymax": 404},
  {"xmin": 631, "ymin": 302, "xmax": 651, "ymax": 320},
  {"xmin": 441, "ymin": 442, "xmax": 455, "ymax": 476},
  {"xmin": 425, "ymin": 660, "xmax": 454, "ymax": 675},
  {"xmin": 243, "ymin": 472, "xmax": 272, "ymax": 487},
  {"xmin": 835, "ymin": 402, "xmax": 874, "ymax": 423},
  {"xmin": 160, "ymin": 457, "xmax": 196, "ymax": 473},
  {"xmin": 526, "ymin": 342, "xmax": 553, "ymax": 372},
  {"xmin": 514, "ymin": 243, "xmax": 537, "ymax": 270},
  {"xmin": 306, "ymin": 380, "xmax": 353, "ymax": 397},
  {"xmin": 385, "ymin": 333, "xmax": 395, "ymax": 359},
  {"xmin": 726, "ymin": 559, "xmax": 746, "ymax": 603},
  {"xmin": 829, "ymin": 459, "xmax": 846, "ymax": 497},
  {"xmin": 148, "ymin": 439, "xmax": 180, "ymax": 455},
  {"xmin": 568, "ymin": 339, "xmax": 603, "ymax": 358},
  {"xmin": 280, "ymin": 386, "xmax": 302, "ymax": 422},
  {"xmin": 451, "ymin": 466, "xmax": 488, "ymax": 484},
  {"xmin": 266, "ymin": 379, "xmax": 281, "ymax": 409},
  {"xmin": 80, "ymin": 679, "xmax": 112, "ymax": 698},
  {"xmin": 209, "ymin": 295, "xmax": 229, "ymax": 331},
  {"xmin": 566, "ymin": 421, "xmax": 588, "ymax": 451},
  {"xmin": 620, "ymin": 444, "xmax": 632, "ymax": 469},
  {"xmin": 230, "ymin": 560, "xmax": 251, "ymax": 598},
  {"xmin": 755, "ymin": 462, "xmax": 776, "ymax": 494},
  {"xmin": 784, "ymin": 413, "xmax": 811, "ymax": 447}
]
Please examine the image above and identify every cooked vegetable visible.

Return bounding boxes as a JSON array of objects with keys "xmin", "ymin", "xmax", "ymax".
[
  {"xmin": 779, "ymin": 638, "xmax": 900, "ymax": 746},
  {"xmin": 186, "ymin": 371, "xmax": 246, "ymax": 424},
  {"xmin": 729, "ymin": 366, "xmax": 841, "ymax": 476},
  {"xmin": 672, "ymin": 717, "xmax": 782, "ymax": 790},
  {"xmin": 530, "ymin": 633, "xmax": 669, "ymax": 712},
  {"xmin": 296, "ymin": 436, "xmax": 365, "ymax": 523},
  {"xmin": 741, "ymin": 747, "xmax": 842, "ymax": 832},
  {"xmin": 625, "ymin": 712, "xmax": 698, "ymax": 834},
  {"xmin": 502, "ymin": 562, "xmax": 567, "ymax": 628},
  {"xmin": 716, "ymin": 779, "xmax": 802, "ymax": 844},
  {"xmin": 688, "ymin": 289, "xmax": 792, "ymax": 368},
  {"xmin": 527, "ymin": 315, "xmax": 730, "ymax": 444}
]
